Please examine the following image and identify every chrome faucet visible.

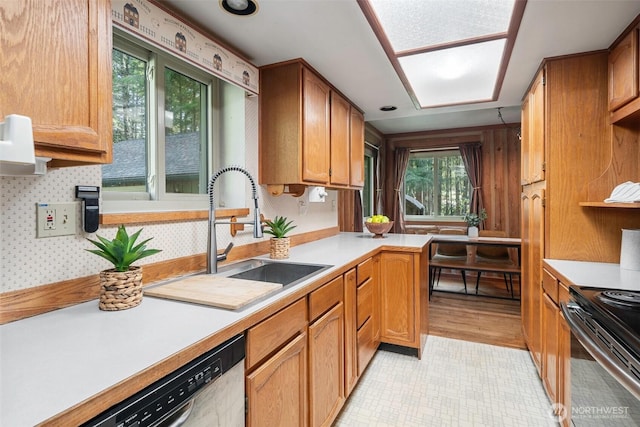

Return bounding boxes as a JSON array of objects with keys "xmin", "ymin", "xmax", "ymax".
[{"xmin": 207, "ymin": 166, "xmax": 263, "ymax": 274}]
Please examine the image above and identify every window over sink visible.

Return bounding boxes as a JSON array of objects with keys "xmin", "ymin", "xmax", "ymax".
[{"xmin": 103, "ymin": 31, "xmax": 247, "ymax": 213}]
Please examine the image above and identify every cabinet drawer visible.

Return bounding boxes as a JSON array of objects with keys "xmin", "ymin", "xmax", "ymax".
[
  {"xmin": 357, "ymin": 317, "xmax": 377, "ymax": 376},
  {"xmin": 542, "ymin": 269, "xmax": 559, "ymax": 305},
  {"xmin": 247, "ymin": 298, "xmax": 307, "ymax": 369},
  {"xmin": 309, "ymin": 275, "xmax": 343, "ymax": 322},
  {"xmin": 357, "ymin": 258, "xmax": 373, "ymax": 285},
  {"xmin": 356, "ymin": 278, "xmax": 373, "ymax": 329}
]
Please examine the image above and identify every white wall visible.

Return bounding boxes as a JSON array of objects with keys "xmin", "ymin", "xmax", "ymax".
[{"xmin": 0, "ymin": 95, "xmax": 338, "ymax": 293}]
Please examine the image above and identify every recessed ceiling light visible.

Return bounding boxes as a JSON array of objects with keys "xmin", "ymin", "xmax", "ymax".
[
  {"xmin": 220, "ymin": 0, "xmax": 258, "ymax": 16},
  {"xmin": 380, "ymin": 105, "xmax": 397, "ymax": 112}
]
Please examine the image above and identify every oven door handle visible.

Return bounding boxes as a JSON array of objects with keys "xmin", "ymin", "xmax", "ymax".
[{"xmin": 561, "ymin": 302, "xmax": 640, "ymax": 400}]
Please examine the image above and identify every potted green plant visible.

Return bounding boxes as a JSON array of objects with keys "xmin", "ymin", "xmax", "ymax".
[
  {"xmin": 263, "ymin": 216, "xmax": 296, "ymax": 259},
  {"xmin": 86, "ymin": 225, "xmax": 161, "ymax": 311},
  {"xmin": 463, "ymin": 209, "xmax": 487, "ymax": 238}
]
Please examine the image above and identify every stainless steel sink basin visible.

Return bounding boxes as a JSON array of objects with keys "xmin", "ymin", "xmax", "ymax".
[{"xmin": 217, "ymin": 259, "xmax": 332, "ymax": 288}]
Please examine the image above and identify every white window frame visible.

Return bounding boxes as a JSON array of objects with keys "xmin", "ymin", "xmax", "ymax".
[{"xmin": 103, "ymin": 30, "xmax": 227, "ymax": 213}]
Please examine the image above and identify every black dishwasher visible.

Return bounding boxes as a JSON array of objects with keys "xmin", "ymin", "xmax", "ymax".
[{"xmin": 82, "ymin": 334, "xmax": 245, "ymax": 427}]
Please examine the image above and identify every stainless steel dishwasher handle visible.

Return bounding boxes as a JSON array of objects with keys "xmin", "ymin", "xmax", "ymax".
[{"xmin": 155, "ymin": 398, "xmax": 195, "ymax": 427}]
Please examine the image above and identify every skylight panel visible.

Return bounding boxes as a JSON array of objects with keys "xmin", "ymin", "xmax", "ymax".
[
  {"xmin": 360, "ymin": 0, "xmax": 523, "ymax": 109},
  {"xmin": 398, "ymin": 39, "xmax": 506, "ymax": 107},
  {"xmin": 368, "ymin": 0, "xmax": 515, "ymax": 52}
]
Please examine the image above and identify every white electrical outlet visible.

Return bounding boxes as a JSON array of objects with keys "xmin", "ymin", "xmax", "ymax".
[{"xmin": 37, "ymin": 203, "xmax": 77, "ymax": 238}]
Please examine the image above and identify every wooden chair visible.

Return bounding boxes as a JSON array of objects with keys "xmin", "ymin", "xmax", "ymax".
[
  {"xmin": 430, "ymin": 228, "xmax": 468, "ymax": 294},
  {"xmin": 473, "ymin": 230, "xmax": 517, "ymax": 297}
]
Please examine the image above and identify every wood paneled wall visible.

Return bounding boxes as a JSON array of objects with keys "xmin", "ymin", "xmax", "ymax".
[{"xmin": 377, "ymin": 125, "xmax": 522, "ymax": 237}]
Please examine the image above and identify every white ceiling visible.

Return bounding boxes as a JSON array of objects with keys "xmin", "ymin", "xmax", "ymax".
[{"xmin": 160, "ymin": 0, "xmax": 640, "ymax": 135}]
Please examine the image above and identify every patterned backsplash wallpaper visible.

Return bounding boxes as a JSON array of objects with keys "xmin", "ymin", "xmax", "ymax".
[{"xmin": 0, "ymin": 97, "xmax": 338, "ymax": 293}]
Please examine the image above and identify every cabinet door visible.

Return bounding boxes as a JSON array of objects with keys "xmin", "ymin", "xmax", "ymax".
[
  {"xmin": 529, "ymin": 70, "xmax": 545, "ymax": 183},
  {"xmin": 521, "ymin": 186, "xmax": 544, "ymax": 375},
  {"xmin": 349, "ymin": 108, "xmax": 365, "ymax": 187},
  {"xmin": 379, "ymin": 252, "xmax": 415, "ymax": 345},
  {"xmin": 520, "ymin": 192, "xmax": 532, "ymax": 345},
  {"xmin": 246, "ymin": 332, "xmax": 308, "ymax": 427},
  {"xmin": 530, "ymin": 187, "xmax": 545, "ymax": 372},
  {"xmin": 329, "ymin": 92, "xmax": 350, "ymax": 187},
  {"xmin": 0, "ymin": 0, "xmax": 112, "ymax": 165},
  {"xmin": 343, "ymin": 268, "xmax": 358, "ymax": 395},
  {"xmin": 542, "ymin": 292, "xmax": 559, "ymax": 404},
  {"xmin": 309, "ymin": 303, "xmax": 345, "ymax": 427},
  {"xmin": 302, "ymin": 68, "xmax": 330, "ymax": 184},
  {"xmin": 609, "ymin": 29, "xmax": 639, "ymax": 111},
  {"xmin": 520, "ymin": 96, "xmax": 531, "ymax": 185}
]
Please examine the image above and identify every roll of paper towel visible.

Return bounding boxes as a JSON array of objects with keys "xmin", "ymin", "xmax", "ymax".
[{"xmin": 620, "ymin": 229, "xmax": 640, "ymax": 270}]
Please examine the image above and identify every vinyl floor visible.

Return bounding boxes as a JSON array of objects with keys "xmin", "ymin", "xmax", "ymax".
[
  {"xmin": 334, "ymin": 336, "xmax": 556, "ymax": 427},
  {"xmin": 334, "ymin": 274, "xmax": 556, "ymax": 426}
]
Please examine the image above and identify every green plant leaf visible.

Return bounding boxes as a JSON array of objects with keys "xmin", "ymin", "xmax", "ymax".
[
  {"xmin": 263, "ymin": 215, "xmax": 296, "ymax": 238},
  {"xmin": 85, "ymin": 225, "xmax": 161, "ymax": 271}
]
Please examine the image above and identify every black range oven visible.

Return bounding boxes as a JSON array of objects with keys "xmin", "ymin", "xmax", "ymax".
[{"xmin": 561, "ymin": 287, "xmax": 640, "ymax": 426}]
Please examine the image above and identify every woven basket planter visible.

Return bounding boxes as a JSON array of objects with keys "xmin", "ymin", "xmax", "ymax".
[
  {"xmin": 99, "ymin": 266, "xmax": 143, "ymax": 311},
  {"xmin": 270, "ymin": 237, "xmax": 290, "ymax": 259}
]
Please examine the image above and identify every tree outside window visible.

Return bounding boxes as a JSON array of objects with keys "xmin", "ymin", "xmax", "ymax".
[
  {"xmin": 104, "ymin": 38, "xmax": 209, "ymax": 198},
  {"xmin": 404, "ymin": 150, "xmax": 471, "ymax": 219}
]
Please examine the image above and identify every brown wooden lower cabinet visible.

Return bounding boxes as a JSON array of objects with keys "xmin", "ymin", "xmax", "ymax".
[
  {"xmin": 309, "ymin": 302, "xmax": 345, "ymax": 427},
  {"xmin": 245, "ymin": 250, "xmax": 425, "ymax": 425},
  {"xmin": 521, "ymin": 184, "xmax": 544, "ymax": 375},
  {"xmin": 379, "ymin": 252, "xmax": 415, "ymax": 345},
  {"xmin": 246, "ymin": 332, "xmax": 308, "ymax": 427},
  {"xmin": 542, "ymin": 292, "xmax": 559, "ymax": 403},
  {"xmin": 356, "ymin": 255, "xmax": 380, "ymax": 376},
  {"xmin": 344, "ymin": 268, "xmax": 358, "ymax": 395},
  {"xmin": 541, "ymin": 268, "xmax": 571, "ymax": 426},
  {"xmin": 309, "ymin": 276, "xmax": 345, "ymax": 427}
]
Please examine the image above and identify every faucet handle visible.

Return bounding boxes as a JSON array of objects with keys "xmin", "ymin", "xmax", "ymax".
[{"xmin": 217, "ymin": 242, "xmax": 234, "ymax": 262}]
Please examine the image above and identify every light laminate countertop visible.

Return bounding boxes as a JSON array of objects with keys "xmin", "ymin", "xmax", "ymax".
[
  {"xmin": 0, "ymin": 232, "xmax": 429, "ymax": 426},
  {"xmin": 544, "ymin": 259, "xmax": 640, "ymax": 292}
]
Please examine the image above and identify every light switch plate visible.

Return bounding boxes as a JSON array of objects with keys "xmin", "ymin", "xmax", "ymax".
[{"xmin": 36, "ymin": 202, "xmax": 77, "ymax": 238}]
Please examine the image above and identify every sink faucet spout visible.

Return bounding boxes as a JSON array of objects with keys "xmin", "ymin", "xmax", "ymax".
[{"xmin": 207, "ymin": 166, "xmax": 263, "ymax": 274}]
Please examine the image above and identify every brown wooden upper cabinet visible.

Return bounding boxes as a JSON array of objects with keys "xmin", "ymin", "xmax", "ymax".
[
  {"xmin": 608, "ymin": 19, "xmax": 640, "ymax": 123},
  {"xmin": 330, "ymin": 91, "xmax": 351, "ymax": 187},
  {"xmin": 0, "ymin": 0, "xmax": 113, "ymax": 167},
  {"xmin": 521, "ymin": 68, "xmax": 545, "ymax": 185},
  {"xmin": 260, "ymin": 59, "xmax": 365, "ymax": 192},
  {"xmin": 349, "ymin": 108, "xmax": 365, "ymax": 188},
  {"xmin": 609, "ymin": 28, "xmax": 639, "ymax": 111}
]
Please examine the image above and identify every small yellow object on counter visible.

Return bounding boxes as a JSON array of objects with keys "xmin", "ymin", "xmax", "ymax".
[{"xmin": 366, "ymin": 214, "xmax": 390, "ymax": 224}]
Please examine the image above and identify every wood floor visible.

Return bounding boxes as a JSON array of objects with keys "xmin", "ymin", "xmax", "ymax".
[{"xmin": 428, "ymin": 274, "xmax": 526, "ymax": 350}]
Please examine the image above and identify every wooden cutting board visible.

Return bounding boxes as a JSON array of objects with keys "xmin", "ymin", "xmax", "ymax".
[{"xmin": 145, "ymin": 275, "xmax": 283, "ymax": 310}]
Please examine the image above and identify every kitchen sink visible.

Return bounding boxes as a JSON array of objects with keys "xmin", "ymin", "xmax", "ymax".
[
  {"xmin": 217, "ymin": 259, "xmax": 332, "ymax": 288},
  {"xmin": 146, "ymin": 259, "xmax": 333, "ymax": 311}
]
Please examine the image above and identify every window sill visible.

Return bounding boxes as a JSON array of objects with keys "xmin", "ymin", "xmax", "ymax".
[{"xmin": 100, "ymin": 208, "xmax": 250, "ymax": 225}]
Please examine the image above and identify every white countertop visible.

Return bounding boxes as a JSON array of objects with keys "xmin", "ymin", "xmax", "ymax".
[
  {"xmin": 0, "ymin": 232, "xmax": 429, "ymax": 426},
  {"xmin": 544, "ymin": 259, "xmax": 640, "ymax": 291}
]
